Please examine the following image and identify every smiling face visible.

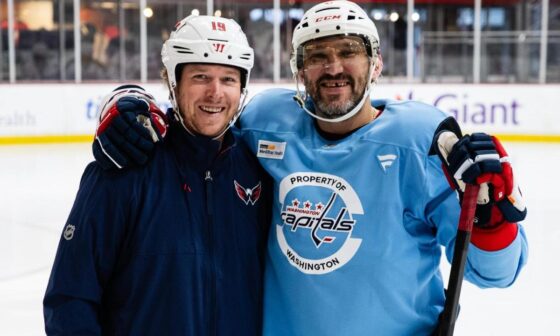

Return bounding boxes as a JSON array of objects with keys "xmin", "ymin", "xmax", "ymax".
[
  {"xmin": 300, "ymin": 36, "xmax": 371, "ymax": 119},
  {"xmin": 176, "ymin": 63, "xmax": 242, "ymax": 138}
]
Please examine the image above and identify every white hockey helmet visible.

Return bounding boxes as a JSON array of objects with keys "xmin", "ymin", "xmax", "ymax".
[
  {"xmin": 290, "ymin": 1, "xmax": 381, "ymax": 123},
  {"xmin": 161, "ymin": 14, "xmax": 254, "ymax": 137}
]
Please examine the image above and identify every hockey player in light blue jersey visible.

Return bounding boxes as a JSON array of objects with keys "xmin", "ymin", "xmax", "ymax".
[
  {"xmin": 90, "ymin": 1, "xmax": 528, "ymax": 335},
  {"xmin": 239, "ymin": 2, "xmax": 527, "ymax": 335}
]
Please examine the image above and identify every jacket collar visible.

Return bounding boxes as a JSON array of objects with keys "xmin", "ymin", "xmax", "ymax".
[{"xmin": 168, "ymin": 117, "xmax": 236, "ymax": 171}]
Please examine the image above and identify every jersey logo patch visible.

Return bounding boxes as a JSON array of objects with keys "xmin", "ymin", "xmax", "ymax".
[
  {"xmin": 257, "ymin": 140, "xmax": 286, "ymax": 159},
  {"xmin": 377, "ymin": 154, "xmax": 397, "ymax": 173},
  {"xmin": 234, "ymin": 180, "xmax": 262, "ymax": 205},
  {"xmin": 276, "ymin": 172, "xmax": 363, "ymax": 274},
  {"xmin": 283, "ymin": 193, "xmax": 352, "ymax": 247}
]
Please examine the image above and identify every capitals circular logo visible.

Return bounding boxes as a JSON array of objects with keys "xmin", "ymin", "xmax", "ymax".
[{"xmin": 276, "ymin": 172, "xmax": 363, "ymax": 274}]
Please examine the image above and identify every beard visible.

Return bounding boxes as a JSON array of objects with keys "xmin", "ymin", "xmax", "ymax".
[{"xmin": 303, "ymin": 72, "xmax": 368, "ymax": 119}]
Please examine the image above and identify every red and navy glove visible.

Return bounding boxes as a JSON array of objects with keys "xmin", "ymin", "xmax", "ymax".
[
  {"xmin": 433, "ymin": 117, "xmax": 527, "ymax": 250},
  {"xmin": 93, "ymin": 85, "xmax": 167, "ymax": 170}
]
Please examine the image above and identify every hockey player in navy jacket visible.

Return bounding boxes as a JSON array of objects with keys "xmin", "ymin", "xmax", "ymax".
[{"xmin": 43, "ymin": 15, "xmax": 271, "ymax": 335}]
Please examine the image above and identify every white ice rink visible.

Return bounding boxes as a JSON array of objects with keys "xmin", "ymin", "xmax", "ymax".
[{"xmin": 0, "ymin": 142, "xmax": 558, "ymax": 335}]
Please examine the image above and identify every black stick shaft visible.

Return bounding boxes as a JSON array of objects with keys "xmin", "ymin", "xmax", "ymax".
[{"xmin": 437, "ymin": 184, "xmax": 480, "ymax": 336}]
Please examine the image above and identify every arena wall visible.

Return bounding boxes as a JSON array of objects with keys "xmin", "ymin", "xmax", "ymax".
[{"xmin": 1, "ymin": 83, "xmax": 558, "ymax": 144}]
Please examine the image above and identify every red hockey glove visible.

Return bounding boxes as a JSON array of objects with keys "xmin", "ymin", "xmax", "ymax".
[
  {"xmin": 433, "ymin": 118, "xmax": 527, "ymax": 250},
  {"xmin": 93, "ymin": 85, "xmax": 167, "ymax": 170},
  {"xmin": 436, "ymin": 131, "xmax": 526, "ymax": 226}
]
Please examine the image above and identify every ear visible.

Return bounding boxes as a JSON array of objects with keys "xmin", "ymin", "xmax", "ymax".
[
  {"xmin": 296, "ymin": 69, "xmax": 305, "ymax": 83},
  {"xmin": 173, "ymin": 85, "xmax": 181, "ymax": 107},
  {"xmin": 371, "ymin": 54, "xmax": 384, "ymax": 82}
]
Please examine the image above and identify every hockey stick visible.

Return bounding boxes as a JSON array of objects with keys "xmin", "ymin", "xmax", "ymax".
[{"xmin": 436, "ymin": 183, "xmax": 480, "ymax": 336}]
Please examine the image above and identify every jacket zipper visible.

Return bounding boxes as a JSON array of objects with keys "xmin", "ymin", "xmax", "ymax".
[{"xmin": 205, "ymin": 170, "xmax": 217, "ymax": 336}]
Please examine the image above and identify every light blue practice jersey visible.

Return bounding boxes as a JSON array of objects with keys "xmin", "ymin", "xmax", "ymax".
[{"xmin": 239, "ymin": 89, "xmax": 528, "ymax": 336}]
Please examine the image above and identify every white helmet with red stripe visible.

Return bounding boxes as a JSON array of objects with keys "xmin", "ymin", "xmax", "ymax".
[{"xmin": 290, "ymin": 1, "xmax": 381, "ymax": 123}]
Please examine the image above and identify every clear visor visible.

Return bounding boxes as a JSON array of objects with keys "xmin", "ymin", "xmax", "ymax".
[{"xmin": 301, "ymin": 36, "xmax": 369, "ymax": 73}]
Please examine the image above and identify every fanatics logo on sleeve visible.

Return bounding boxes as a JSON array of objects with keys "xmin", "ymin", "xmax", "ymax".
[
  {"xmin": 234, "ymin": 180, "xmax": 262, "ymax": 205},
  {"xmin": 377, "ymin": 153, "xmax": 397, "ymax": 173},
  {"xmin": 257, "ymin": 140, "xmax": 286, "ymax": 159}
]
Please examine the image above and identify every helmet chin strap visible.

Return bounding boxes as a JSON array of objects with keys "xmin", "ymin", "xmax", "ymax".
[
  {"xmin": 169, "ymin": 85, "xmax": 249, "ymax": 140},
  {"xmin": 293, "ymin": 59, "xmax": 376, "ymax": 123},
  {"xmin": 168, "ymin": 84, "xmax": 195, "ymax": 136}
]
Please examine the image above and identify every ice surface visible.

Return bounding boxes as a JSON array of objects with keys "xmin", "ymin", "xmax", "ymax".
[{"xmin": 0, "ymin": 142, "xmax": 557, "ymax": 335}]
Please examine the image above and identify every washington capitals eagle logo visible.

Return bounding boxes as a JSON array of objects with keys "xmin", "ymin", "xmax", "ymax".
[{"xmin": 234, "ymin": 180, "xmax": 262, "ymax": 205}]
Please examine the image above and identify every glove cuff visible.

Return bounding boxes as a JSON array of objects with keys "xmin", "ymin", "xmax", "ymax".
[{"xmin": 471, "ymin": 221, "xmax": 518, "ymax": 251}]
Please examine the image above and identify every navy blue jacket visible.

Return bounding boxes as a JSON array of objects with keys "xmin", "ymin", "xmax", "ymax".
[{"xmin": 44, "ymin": 120, "xmax": 272, "ymax": 335}]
